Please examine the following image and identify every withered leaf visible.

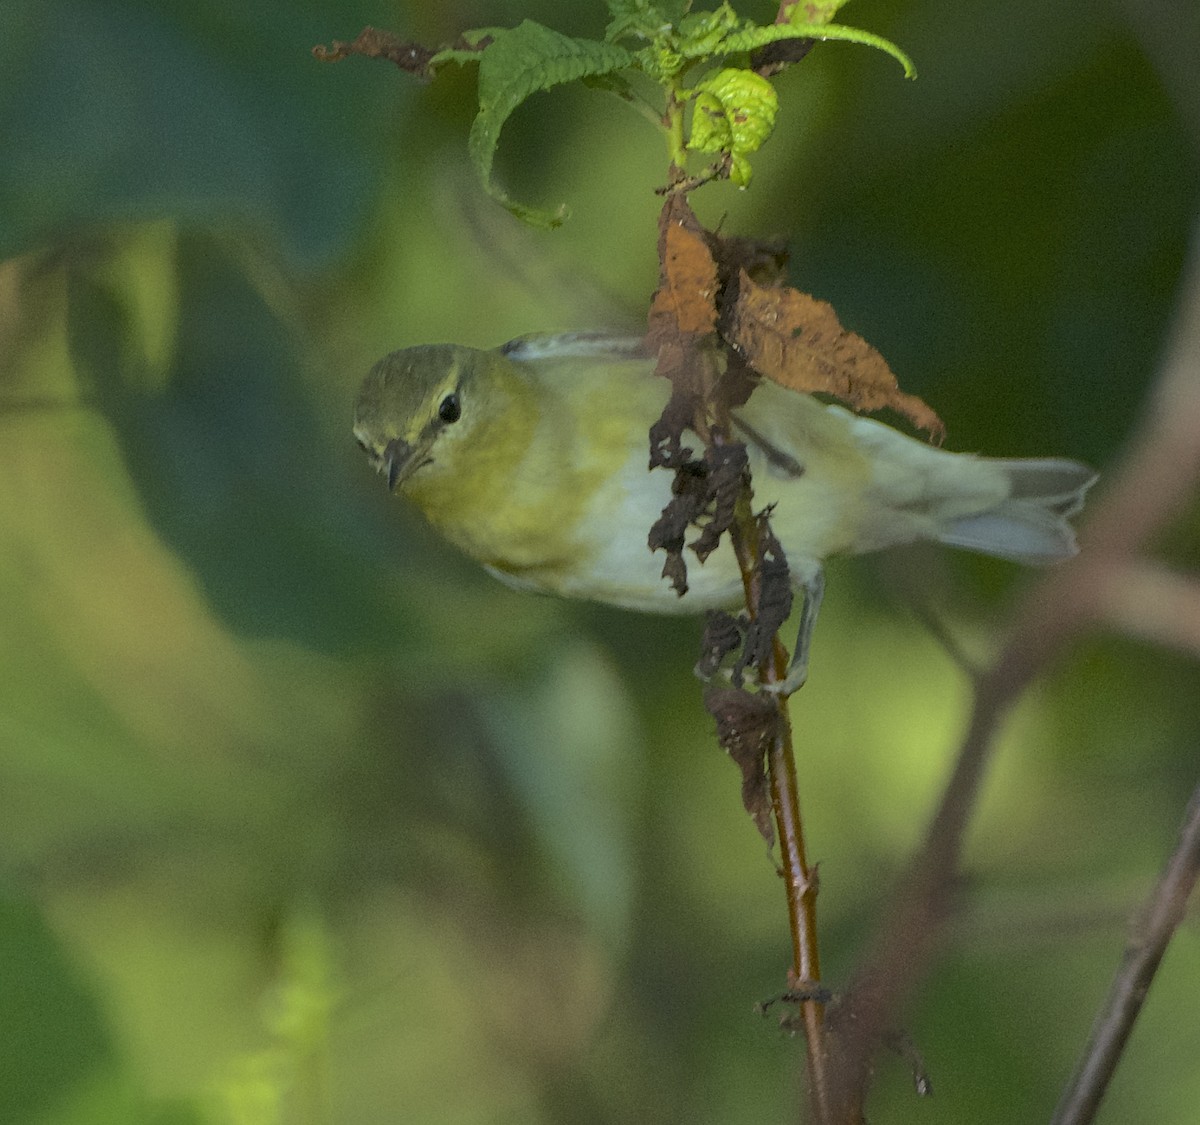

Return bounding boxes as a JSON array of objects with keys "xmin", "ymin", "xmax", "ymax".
[
  {"xmin": 751, "ymin": 35, "xmax": 816, "ymax": 76},
  {"xmin": 647, "ymin": 388, "xmax": 697, "ymax": 472},
  {"xmin": 647, "ymin": 194, "xmax": 719, "ymax": 352},
  {"xmin": 313, "ymin": 27, "xmax": 437, "ymax": 75},
  {"xmin": 658, "ymin": 552, "xmax": 690, "ymax": 598},
  {"xmin": 648, "ymin": 347, "xmax": 709, "ymax": 463},
  {"xmin": 732, "ymin": 512, "xmax": 793, "ymax": 686},
  {"xmin": 313, "ymin": 27, "xmax": 491, "ymax": 76},
  {"xmin": 648, "ymin": 437, "xmax": 753, "ymax": 597},
  {"xmin": 711, "ymin": 231, "xmax": 790, "ymax": 290},
  {"xmin": 647, "ymin": 458, "xmax": 709, "ymax": 596},
  {"xmin": 646, "ymin": 194, "xmax": 725, "ymax": 594},
  {"xmin": 727, "ymin": 269, "xmax": 945, "ymax": 441},
  {"xmin": 756, "ymin": 519, "xmax": 793, "ymax": 631},
  {"xmin": 705, "ymin": 687, "xmax": 779, "ymax": 846},
  {"xmin": 710, "ymin": 349, "xmax": 759, "ymax": 417},
  {"xmin": 696, "ymin": 610, "xmax": 744, "ymax": 681},
  {"xmin": 650, "ymin": 223, "xmax": 719, "ymax": 339},
  {"xmin": 690, "ymin": 440, "xmax": 749, "ymax": 563}
]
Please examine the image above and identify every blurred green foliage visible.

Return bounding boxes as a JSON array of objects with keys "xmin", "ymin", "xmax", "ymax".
[{"xmin": 1, "ymin": 1, "xmax": 1198, "ymax": 1122}]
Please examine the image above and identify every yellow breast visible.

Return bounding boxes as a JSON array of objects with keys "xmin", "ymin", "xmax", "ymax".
[{"xmin": 391, "ymin": 345, "xmax": 884, "ymax": 613}]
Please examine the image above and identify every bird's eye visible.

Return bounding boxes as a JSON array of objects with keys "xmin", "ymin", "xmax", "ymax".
[{"xmin": 438, "ymin": 393, "xmax": 461, "ymax": 424}]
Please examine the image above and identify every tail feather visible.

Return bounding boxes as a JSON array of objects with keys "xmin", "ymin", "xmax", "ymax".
[{"xmin": 937, "ymin": 458, "xmax": 1097, "ymax": 564}]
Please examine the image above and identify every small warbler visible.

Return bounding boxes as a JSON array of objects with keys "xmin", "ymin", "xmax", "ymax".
[{"xmin": 353, "ymin": 333, "xmax": 1094, "ymax": 687}]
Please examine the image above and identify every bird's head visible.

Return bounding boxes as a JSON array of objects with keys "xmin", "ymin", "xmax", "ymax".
[{"xmin": 353, "ymin": 344, "xmax": 487, "ymax": 493}]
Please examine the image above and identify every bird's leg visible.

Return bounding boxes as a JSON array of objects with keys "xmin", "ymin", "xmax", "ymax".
[{"xmin": 765, "ymin": 565, "xmax": 824, "ymax": 695}]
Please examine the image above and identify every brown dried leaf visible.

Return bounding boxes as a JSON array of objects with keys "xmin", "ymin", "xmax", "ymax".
[
  {"xmin": 647, "ymin": 385, "xmax": 697, "ymax": 471},
  {"xmin": 646, "ymin": 196, "xmax": 726, "ymax": 594},
  {"xmin": 727, "ymin": 269, "xmax": 945, "ymax": 440},
  {"xmin": 647, "ymin": 459, "xmax": 710, "ymax": 596},
  {"xmin": 652, "ymin": 223, "xmax": 719, "ymax": 338},
  {"xmin": 646, "ymin": 200, "xmax": 790, "ymax": 598},
  {"xmin": 690, "ymin": 441, "xmax": 749, "ymax": 563},
  {"xmin": 711, "ymin": 231, "xmax": 790, "ymax": 289},
  {"xmin": 312, "ymin": 26, "xmax": 437, "ymax": 75},
  {"xmin": 705, "ymin": 687, "xmax": 779, "ymax": 846},
  {"xmin": 647, "ymin": 425, "xmax": 755, "ymax": 598},
  {"xmin": 752, "ymin": 35, "xmax": 816, "ymax": 76},
  {"xmin": 732, "ymin": 512, "xmax": 793, "ymax": 685},
  {"xmin": 648, "ymin": 194, "xmax": 719, "ymax": 351},
  {"xmin": 711, "ymin": 350, "xmax": 759, "ymax": 414},
  {"xmin": 697, "ymin": 610, "xmax": 744, "ymax": 680}
]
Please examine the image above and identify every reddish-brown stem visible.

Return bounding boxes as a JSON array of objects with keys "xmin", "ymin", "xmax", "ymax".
[
  {"xmin": 766, "ymin": 657, "xmax": 819, "ymax": 982},
  {"xmin": 767, "ymin": 639, "xmax": 830, "ymax": 1122},
  {"xmin": 730, "ymin": 516, "xmax": 831, "ymax": 1123}
]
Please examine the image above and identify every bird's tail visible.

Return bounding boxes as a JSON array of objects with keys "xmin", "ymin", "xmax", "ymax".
[{"xmin": 935, "ymin": 458, "xmax": 1097, "ymax": 563}]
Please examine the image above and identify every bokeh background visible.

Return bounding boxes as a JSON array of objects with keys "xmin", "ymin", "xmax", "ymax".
[{"xmin": 3, "ymin": 1, "xmax": 1199, "ymax": 1122}]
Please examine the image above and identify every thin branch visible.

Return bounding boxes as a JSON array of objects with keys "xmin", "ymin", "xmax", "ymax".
[
  {"xmin": 767, "ymin": 733, "xmax": 830, "ymax": 1119},
  {"xmin": 825, "ymin": 214, "xmax": 1200, "ymax": 1115},
  {"xmin": 728, "ymin": 518, "xmax": 832, "ymax": 1123},
  {"xmin": 767, "ymin": 648, "xmax": 829, "ymax": 1123},
  {"xmin": 1095, "ymin": 560, "xmax": 1200, "ymax": 658},
  {"xmin": 1051, "ymin": 783, "xmax": 1200, "ymax": 1125}
]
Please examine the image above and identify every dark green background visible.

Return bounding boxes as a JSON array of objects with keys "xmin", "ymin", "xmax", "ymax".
[{"xmin": 2, "ymin": 1, "xmax": 1198, "ymax": 1121}]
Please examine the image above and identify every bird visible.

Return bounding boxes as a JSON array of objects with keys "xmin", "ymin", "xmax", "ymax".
[{"xmin": 353, "ymin": 332, "xmax": 1095, "ymax": 691}]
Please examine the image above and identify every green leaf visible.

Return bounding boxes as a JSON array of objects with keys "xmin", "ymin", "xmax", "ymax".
[
  {"xmin": 605, "ymin": 0, "xmax": 693, "ymax": 42},
  {"xmin": 694, "ymin": 67, "xmax": 778, "ymax": 149},
  {"xmin": 730, "ymin": 151, "xmax": 753, "ymax": 185},
  {"xmin": 677, "ymin": 3, "xmax": 740, "ymax": 58},
  {"xmin": 468, "ymin": 20, "xmax": 635, "ymax": 226},
  {"xmin": 690, "ymin": 91, "xmax": 730, "ymax": 151},
  {"xmin": 720, "ymin": 21, "xmax": 916, "ymax": 78},
  {"xmin": 580, "ymin": 70, "xmax": 640, "ymax": 101},
  {"xmin": 606, "ymin": 0, "xmax": 691, "ymax": 16},
  {"xmin": 782, "ymin": 0, "xmax": 851, "ymax": 24},
  {"xmin": 688, "ymin": 68, "xmax": 779, "ymax": 186},
  {"xmin": 428, "ymin": 27, "xmax": 506, "ymax": 71}
]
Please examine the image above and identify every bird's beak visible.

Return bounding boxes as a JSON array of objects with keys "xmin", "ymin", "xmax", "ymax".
[{"xmin": 382, "ymin": 437, "xmax": 412, "ymax": 492}]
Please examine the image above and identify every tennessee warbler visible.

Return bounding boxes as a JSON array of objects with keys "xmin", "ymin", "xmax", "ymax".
[{"xmin": 353, "ymin": 333, "xmax": 1094, "ymax": 688}]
